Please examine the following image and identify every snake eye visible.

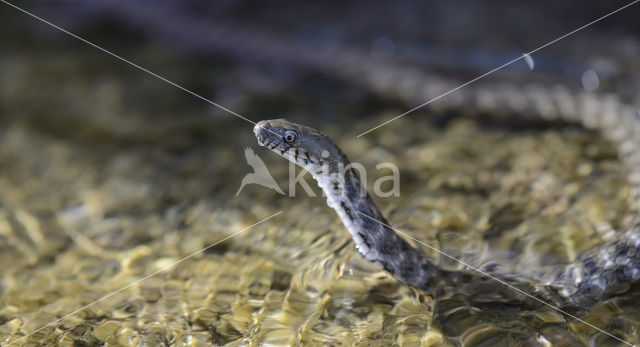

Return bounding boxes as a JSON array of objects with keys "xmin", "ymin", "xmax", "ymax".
[{"xmin": 283, "ymin": 130, "xmax": 298, "ymax": 144}]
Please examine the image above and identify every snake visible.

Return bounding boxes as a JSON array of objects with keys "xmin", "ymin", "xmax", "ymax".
[{"xmin": 253, "ymin": 98, "xmax": 640, "ymax": 306}]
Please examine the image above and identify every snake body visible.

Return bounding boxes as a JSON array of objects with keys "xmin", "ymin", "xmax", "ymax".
[
  {"xmin": 254, "ymin": 97, "xmax": 640, "ymax": 305},
  {"xmin": 255, "ymin": 119, "xmax": 445, "ymax": 291}
]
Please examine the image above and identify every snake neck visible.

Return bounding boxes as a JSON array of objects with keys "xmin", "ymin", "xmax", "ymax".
[{"xmin": 311, "ymin": 162, "xmax": 445, "ymax": 290}]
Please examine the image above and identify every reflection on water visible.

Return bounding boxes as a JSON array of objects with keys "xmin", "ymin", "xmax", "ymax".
[{"xmin": 2, "ymin": 107, "xmax": 639, "ymax": 345}]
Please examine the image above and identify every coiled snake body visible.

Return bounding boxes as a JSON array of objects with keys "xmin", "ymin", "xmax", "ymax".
[{"xmin": 254, "ymin": 91, "xmax": 640, "ymax": 305}]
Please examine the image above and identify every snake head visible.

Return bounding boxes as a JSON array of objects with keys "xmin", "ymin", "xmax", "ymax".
[{"xmin": 254, "ymin": 118, "xmax": 347, "ymax": 172}]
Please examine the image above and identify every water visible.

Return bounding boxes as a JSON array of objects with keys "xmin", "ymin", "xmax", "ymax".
[
  {"xmin": 1, "ymin": 18, "xmax": 639, "ymax": 347},
  {"xmin": 2, "ymin": 107, "xmax": 638, "ymax": 345}
]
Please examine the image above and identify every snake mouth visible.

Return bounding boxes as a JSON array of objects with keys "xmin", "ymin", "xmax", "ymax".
[{"xmin": 254, "ymin": 120, "xmax": 286, "ymax": 151}]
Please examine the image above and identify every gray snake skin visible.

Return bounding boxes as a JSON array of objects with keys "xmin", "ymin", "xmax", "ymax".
[{"xmin": 254, "ymin": 89, "xmax": 640, "ymax": 305}]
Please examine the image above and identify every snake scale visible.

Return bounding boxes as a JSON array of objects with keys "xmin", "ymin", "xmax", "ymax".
[{"xmin": 254, "ymin": 83, "xmax": 640, "ymax": 306}]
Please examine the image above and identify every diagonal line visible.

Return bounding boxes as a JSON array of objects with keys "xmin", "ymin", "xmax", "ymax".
[
  {"xmin": 0, "ymin": 0, "xmax": 255, "ymax": 125},
  {"xmin": 356, "ymin": 0, "xmax": 640, "ymax": 137},
  {"xmin": 7, "ymin": 211, "xmax": 283, "ymax": 346},
  {"xmin": 356, "ymin": 210, "xmax": 635, "ymax": 347}
]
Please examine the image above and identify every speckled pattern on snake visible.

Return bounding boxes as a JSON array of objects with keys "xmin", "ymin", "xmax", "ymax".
[{"xmin": 254, "ymin": 95, "xmax": 640, "ymax": 306}]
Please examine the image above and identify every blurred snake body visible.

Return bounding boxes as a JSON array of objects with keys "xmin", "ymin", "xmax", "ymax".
[{"xmin": 254, "ymin": 95, "xmax": 640, "ymax": 305}]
